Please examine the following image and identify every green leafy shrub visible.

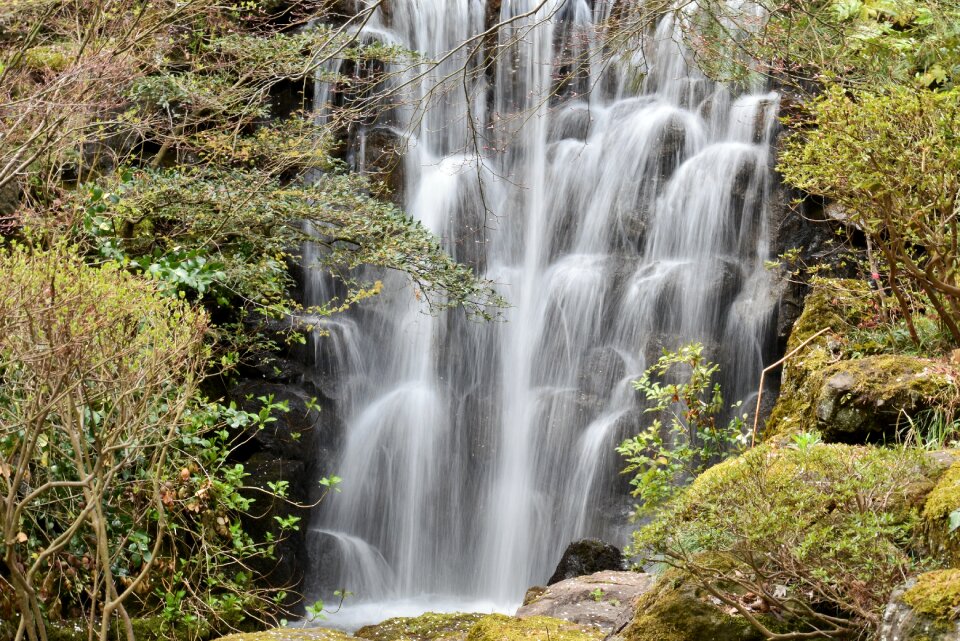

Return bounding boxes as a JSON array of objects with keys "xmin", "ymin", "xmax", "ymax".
[
  {"xmin": 633, "ymin": 444, "xmax": 935, "ymax": 638},
  {"xmin": 618, "ymin": 343, "xmax": 746, "ymax": 519},
  {"xmin": 780, "ymin": 87, "xmax": 960, "ymax": 345},
  {"xmin": 0, "ymin": 245, "xmax": 306, "ymax": 640}
]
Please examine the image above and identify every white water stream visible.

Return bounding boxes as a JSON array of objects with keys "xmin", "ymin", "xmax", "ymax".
[{"xmin": 303, "ymin": 0, "xmax": 780, "ymax": 625}]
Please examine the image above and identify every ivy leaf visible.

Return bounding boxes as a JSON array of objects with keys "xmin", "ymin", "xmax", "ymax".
[{"xmin": 949, "ymin": 509, "xmax": 960, "ymax": 533}]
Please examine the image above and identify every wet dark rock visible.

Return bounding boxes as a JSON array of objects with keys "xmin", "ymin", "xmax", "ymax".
[
  {"xmin": 548, "ymin": 539, "xmax": 625, "ymax": 585},
  {"xmin": 550, "ymin": 103, "xmax": 595, "ymax": 141},
  {"xmin": 579, "ymin": 347, "xmax": 628, "ymax": 399},
  {"xmin": 363, "ymin": 126, "xmax": 406, "ymax": 204},
  {"xmin": 240, "ymin": 453, "xmax": 311, "ymax": 591}
]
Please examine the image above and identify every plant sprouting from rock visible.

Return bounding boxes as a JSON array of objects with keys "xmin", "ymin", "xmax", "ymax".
[{"xmin": 618, "ymin": 343, "xmax": 746, "ymax": 519}]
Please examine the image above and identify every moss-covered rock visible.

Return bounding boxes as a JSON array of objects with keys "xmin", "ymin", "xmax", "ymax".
[
  {"xmin": 881, "ymin": 573, "xmax": 960, "ymax": 641},
  {"xmin": 22, "ymin": 44, "xmax": 74, "ymax": 72},
  {"xmin": 924, "ymin": 462, "xmax": 960, "ymax": 566},
  {"xmin": 613, "ymin": 573, "xmax": 763, "ymax": 641},
  {"xmin": 764, "ymin": 278, "xmax": 959, "ymax": 442},
  {"xmin": 355, "ymin": 612, "xmax": 487, "ymax": 641},
  {"xmin": 765, "ymin": 278, "xmax": 872, "ymax": 438},
  {"xmin": 464, "ymin": 615, "xmax": 602, "ymax": 641},
  {"xmin": 814, "ymin": 354, "xmax": 954, "ymax": 442},
  {"xmin": 217, "ymin": 626, "xmax": 356, "ymax": 641},
  {"xmin": 903, "ymin": 570, "xmax": 960, "ymax": 619}
]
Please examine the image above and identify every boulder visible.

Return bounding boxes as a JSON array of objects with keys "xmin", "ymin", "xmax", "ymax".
[
  {"xmin": 547, "ymin": 540, "xmax": 625, "ymax": 585},
  {"xmin": 607, "ymin": 573, "xmax": 764, "ymax": 641},
  {"xmin": 880, "ymin": 571, "xmax": 960, "ymax": 641},
  {"xmin": 218, "ymin": 628, "xmax": 356, "ymax": 641},
  {"xmin": 516, "ymin": 571, "xmax": 653, "ymax": 632},
  {"xmin": 813, "ymin": 354, "xmax": 948, "ymax": 443},
  {"xmin": 764, "ymin": 278, "xmax": 960, "ymax": 442},
  {"xmin": 356, "ymin": 612, "xmax": 487, "ymax": 641},
  {"xmin": 466, "ymin": 615, "xmax": 603, "ymax": 641}
]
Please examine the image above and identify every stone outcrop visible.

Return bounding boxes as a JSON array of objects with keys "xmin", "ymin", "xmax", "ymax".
[{"xmin": 516, "ymin": 571, "xmax": 653, "ymax": 633}]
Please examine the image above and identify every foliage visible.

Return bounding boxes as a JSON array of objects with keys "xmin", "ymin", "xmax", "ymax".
[
  {"xmin": 75, "ymin": 165, "xmax": 502, "ymax": 327},
  {"xmin": 780, "ymin": 86, "xmax": 960, "ymax": 345},
  {"xmin": 0, "ymin": 246, "xmax": 327, "ymax": 640},
  {"xmin": 0, "ymin": 244, "xmax": 204, "ymax": 641},
  {"xmin": 618, "ymin": 343, "xmax": 746, "ymax": 519},
  {"xmin": 609, "ymin": 0, "xmax": 960, "ymax": 91},
  {"xmin": 633, "ymin": 444, "xmax": 935, "ymax": 639}
]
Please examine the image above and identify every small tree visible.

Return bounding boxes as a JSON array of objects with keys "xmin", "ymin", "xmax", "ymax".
[{"xmin": 780, "ymin": 86, "xmax": 960, "ymax": 345}]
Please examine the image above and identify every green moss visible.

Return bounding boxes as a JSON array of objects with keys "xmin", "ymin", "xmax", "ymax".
[
  {"xmin": 22, "ymin": 45, "xmax": 73, "ymax": 72},
  {"xmin": 216, "ymin": 626, "xmax": 356, "ymax": 641},
  {"xmin": 765, "ymin": 278, "xmax": 959, "ymax": 441},
  {"xmin": 766, "ymin": 278, "xmax": 870, "ymax": 438},
  {"xmin": 925, "ymin": 462, "xmax": 960, "ymax": 522},
  {"xmin": 620, "ymin": 574, "xmax": 763, "ymax": 641},
  {"xmin": 813, "ymin": 354, "xmax": 955, "ymax": 441},
  {"xmin": 903, "ymin": 570, "xmax": 960, "ymax": 621},
  {"xmin": 465, "ymin": 615, "xmax": 602, "ymax": 641},
  {"xmin": 356, "ymin": 612, "xmax": 487, "ymax": 641},
  {"xmin": 923, "ymin": 461, "xmax": 960, "ymax": 564}
]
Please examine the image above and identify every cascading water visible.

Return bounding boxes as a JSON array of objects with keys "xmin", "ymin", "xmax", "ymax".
[{"xmin": 303, "ymin": 0, "xmax": 782, "ymax": 625}]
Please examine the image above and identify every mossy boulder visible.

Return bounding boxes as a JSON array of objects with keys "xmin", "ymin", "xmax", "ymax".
[
  {"xmin": 217, "ymin": 627, "xmax": 356, "ymax": 641},
  {"xmin": 22, "ymin": 44, "xmax": 74, "ymax": 72},
  {"xmin": 881, "ymin": 571, "xmax": 960, "ymax": 640},
  {"xmin": 464, "ymin": 615, "xmax": 602, "ymax": 641},
  {"xmin": 924, "ymin": 461, "xmax": 960, "ymax": 565},
  {"xmin": 610, "ymin": 572, "xmax": 764, "ymax": 641},
  {"xmin": 814, "ymin": 354, "xmax": 954, "ymax": 442},
  {"xmin": 765, "ymin": 278, "xmax": 872, "ymax": 438},
  {"xmin": 764, "ymin": 278, "xmax": 959, "ymax": 442},
  {"xmin": 355, "ymin": 612, "xmax": 487, "ymax": 641}
]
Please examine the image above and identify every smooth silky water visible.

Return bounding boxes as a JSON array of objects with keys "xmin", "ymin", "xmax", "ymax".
[{"xmin": 302, "ymin": 0, "xmax": 780, "ymax": 628}]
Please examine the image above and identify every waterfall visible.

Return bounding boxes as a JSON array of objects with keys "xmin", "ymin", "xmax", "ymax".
[{"xmin": 304, "ymin": 0, "xmax": 781, "ymax": 621}]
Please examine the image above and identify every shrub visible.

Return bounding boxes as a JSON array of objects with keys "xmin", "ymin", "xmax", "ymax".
[
  {"xmin": 633, "ymin": 443, "xmax": 934, "ymax": 639},
  {"xmin": 0, "ymin": 246, "xmax": 305, "ymax": 641},
  {"xmin": 618, "ymin": 343, "xmax": 746, "ymax": 519},
  {"xmin": 780, "ymin": 87, "xmax": 960, "ymax": 346}
]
